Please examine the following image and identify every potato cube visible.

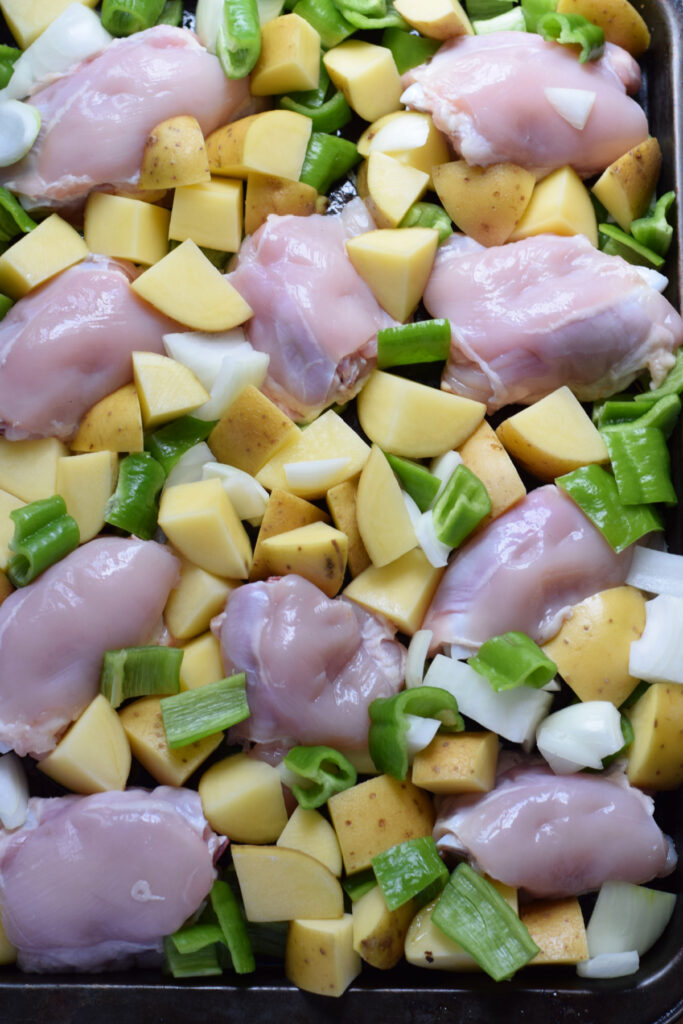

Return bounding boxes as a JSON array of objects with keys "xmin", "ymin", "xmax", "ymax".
[
  {"xmin": 352, "ymin": 886, "xmax": 415, "ymax": 969},
  {"xmin": 412, "ymin": 731, "xmax": 499, "ymax": 794},
  {"xmin": 0, "ymin": 214, "xmax": 88, "ymax": 300},
  {"xmin": 250, "ymin": 13, "xmax": 321, "ymax": 95},
  {"xmin": 0, "ymin": 911, "xmax": 16, "ymax": 965},
  {"xmin": 119, "ymin": 696, "xmax": 222, "ymax": 787},
  {"xmin": 132, "ymin": 351, "xmax": 209, "ymax": 430},
  {"xmin": 84, "ymin": 193, "xmax": 170, "ymax": 266},
  {"xmin": 198, "ymin": 753, "xmax": 288, "ymax": 843},
  {"xmin": 344, "ymin": 548, "xmax": 444, "ymax": 635},
  {"xmin": 0, "ymin": 570, "xmax": 12, "ymax": 608},
  {"xmin": 70, "ymin": 383, "xmax": 144, "ymax": 454},
  {"xmin": 393, "ymin": 0, "xmax": 473, "ymax": 39},
  {"xmin": 356, "ymin": 444, "xmax": 417, "ymax": 567},
  {"xmin": 521, "ymin": 898, "xmax": 588, "ymax": 965},
  {"xmin": 38, "ymin": 694, "xmax": 131, "ymax": 794},
  {"xmin": 357, "ymin": 111, "xmax": 449, "ymax": 187},
  {"xmin": 158, "ymin": 478, "xmax": 252, "ymax": 579},
  {"xmin": 286, "ymin": 915, "xmax": 360, "ymax": 997},
  {"xmin": 179, "ymin": 631, "xmax": 225, "ymax": 691},
  {"xmin": 0, "ymin": 488, "xmax": 25, "ymax": 571},
  {"xmin": 164, "ymin": 559, "xmax": 237, "ymax": 640},
  {"xmin": 169, "ymin": 178, "xmax": 243, "ymax": 252},
  {"xmin": 364, "ymin": 152, "xmax": 430, "ymax": 229},
  {"xmin": 233, "ymin": 844, "xmax": 344, "ymax": 921},
  {"xmin": 591, "ymin": 137, "xmax": 662, "ymax": 232},
  {"xmin": 509, "ymin": 166, "xmax": 598, "ymax": 246},
  {"xmin": 244, "ymin": 172, "xmax": 319, "ymax": 236},
  {"xmin": 260, "ymin": 521, "xmax": 348, "ymax": 597},
  {"xmin": 345, "ymin": 227, "xmax": 438, "ymax": 322},
  {"xmin": 0, "ymin": 437, "xmax": 68, "ymax": 502},
  {"xmin": 208, "ymin": 385, "xmax": 300, "ymax": 475},
  {"xmin": 627, "ymin": 682, "xmax": 683, "ymax": 790},
  {"xmin": 138, "ymin": 115, "xmax": 211, "ymax": 190},
  {"xmin": 207, "ymin": 110, "xmax": 312, "ymax": 182},
  {"xmin": 250, "ymin": 489, "xmax": 329, "ymax": 581},
  {"xmin": 0, "ymin": 0, "xmax": 98, "ymax": 47},
  {"xmin": 56, "ymin": 451, "xmax": 118, "ymax": 543},
  {"xmin": 326, "ymin": 477, "xmax": 370, "ymax": 578},
  {"xmin": 323, "ymin": 41, "xmax": 402, "ymax": 123},
  {"xmin": 433, "ymin": 160, "xmax": 535, "ymax": 247},
  {"xmin": 458, "ymin": 420, "xmax": 526, "ymax": 526},
  {"xmin": 277, "ymin": 806, "xmax": 343, "ymax": 876}
]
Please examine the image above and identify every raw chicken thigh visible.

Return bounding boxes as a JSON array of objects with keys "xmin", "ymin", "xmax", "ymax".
[
  {"xmin": 0, "ymin": 787, "xmax": 222, "ymax": 972},
  {"xmin": 434, "ymin": 760, "xmax": 675, "ymax": 898},
  {"xmin": 0, "ymin": 257, "xmax": 179, "ymax": 440},
  {"xmin": 0, "ymin": 538, "xmax": 178, "ymax": 758},
  {"xmin": 228, "ymin": 199, "xmax": 396, "ymax": 421},
  {"xmin": 424, "ymin": 233, "xmax": 683, "ymax": 412},
  {"xmin": 422, "ymin": 485, "xmax": 632, "ymax": 653},
  {"xmin": 217, "ymin": 574, "xmax": 406, "ymax": 752},
  {"xmin": 0, "ymin": 26, "xmax": 250, "ymax": 210},
  {"xmin": 401, "ymin": 32, "xmax": 647, "ymax": 178}
]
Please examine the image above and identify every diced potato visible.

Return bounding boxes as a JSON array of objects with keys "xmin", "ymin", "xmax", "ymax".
[
  {"xmin": 158, "ymin": 478, "xmax": 252, "ymax": 579},
  {"xmin": 232, "ymin": 844, "xmax": 344, "ymax": 921},
  {"xmin": 411, "ymin": 731, "xmax": 499, "ymax": 794},
  {"xmin": 458, "ymin": 420, "xmax": 526, "ymax": 526},
  {"xmin": 131, "ymin": 240, "xmax": 253, "ymax": 332},
  {"xmin": 364, "ymin": 152, "xmax": 429, "ymax": 229},
  {"xmin": 591, "ymin": 137, "xmax": 662, "ymax": 232},
  {"xmin": 0, "ymin": 214, "xmax": 88, "ymax": 300},
  {"xmin": 250, "ymin": 13, "xmax": 321, "ymax": 95},
  {"xmin": 433, "ymin": 161, "xmax": 536, "ymax": 247},
  {"xmin": 326, "ymin": 477, "xmax": 370, "ymax": 578},
  {"xmin": 207, "ymin": 110, "xmax": 312, "ymax": 182},
  {"xmin": 0, "ymin": 0, "xmax": 98, "ymax": 47},
  {"xmin": 344, "ymin": 547, "xmax": 444, "ymax": 635},
  {"xmin": 277, "ymin": 806, "xmax": 343, "ymax": 876},
  {"xmin": 357, "ymin": 370, "xmax": 485, "ymax": 458},
  {"xmin": 208, "ymin": 385, "xmax": 300, "ymax": 476},
  {"xmin": 132, "ymin": 351, "xmax": 209, "ymax": 430},
  {"xmin": 164, "ymin": 559, "xmax": 238, "ymax": 640},
  {"xmin": 169, "ymin": 178, "xmax": 243, "ymax": 252},
  {"xmin": 521, "ymin": 898, "xmax": 588, "ymax": 965},
  {"xmin": 70, "ymin": 383, "xmax": 144, "ymax": 454},
  {"xmin": 393, "ymin": 0, "xmax": 473, "ymax": 39},
  {"xmin": 260, "ymin": 521, "xmax": 348, "ymax": 597},
  {"xmin": 286, "ymin": 915, "xmax": 361, "ymax": 997},
  {"xmin": 250, "ymin": 488, "xmax": 329, "ymax": 581},
  {"xmin": 0, "ymin": 437, "xmax": 68, "ymax": 502},
  {"xmin": 0, "ymin": 488, "xmax": 25, "ymax": 570},
  {"xmin": 356, "ymin": 444, "xmax": 417, "ymax": 567},
  {"xmin": 509, "ymin": 166, "xmax": 598, "ymax": 246},
  {"xmin": 556, "ymin": 0, "xmax": 650, "ymax": 55},
  {"xmin": 119, "ymin": 696, "xmax": 222, "ymax": 787},
  {"xmin": 352, "ymin": 886, "xmax": 415, "ymax": 970},
  {"xmin": 357, "ymin": 111, "xmax": 450, "ymax": 189},
  {"xmin": 0, "ymin": 911, "xmax": 16, "ymax": 965},
  {"xmin": 83, "ymin": 193, "xmax": 171, "ymax": 266},
  {"xmin": 328, "ymin": 774, "xmax": 434, "ymax": 874},
  {"xmin": 345, "ymin": 227, "xmax": 438, "ymax": 322},
  {"xmin": 138, "ymin": 115, "xmax": 211, "ymax": 190},
  {"xmin": 323, "ymin": 41, "xmax": 403, "ymax": 123},
  {"xmin": 542, "ymin": 586, "xmax": 646, "ymax": 706},
  {"xmin": 495, "ymin": 386, "xmax": 609, "ymax": 481},
  {"xmin": 38, "ymin": 694, "xmax": 131, "ymax": 794},
  {"xmin": 244, "ymin": 172, "xmax": 319, "ymax": 236},
  {"xmin": 56, "ymin": 450, "xmax": 118, "ymax": 543},
  {"xmin": 179, "ymin": 631, "xmax": 225, "ymax": 691},
  {"xmin": 627, "ymin": 682, "xmax": 683, "ymax": 790},
  {"xmin": 0, "ymin": 570, "xmax": 12, "ymax": 607},
  {"xmin": 198, "ymin": 753, "xmax": 288, "ymax": 843}
]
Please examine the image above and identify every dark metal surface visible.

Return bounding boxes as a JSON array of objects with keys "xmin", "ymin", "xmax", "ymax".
[{"xmin": 0, "ymin": 1, "xmax": 681, "ymax": 1020}]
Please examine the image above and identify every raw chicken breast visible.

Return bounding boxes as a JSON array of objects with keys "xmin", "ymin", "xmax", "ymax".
[
  {"xmin": 0, "ymin": 26, "xmax": 250, "ymax": 210},
  {"xmin": 228, "ymin": 199, "xmax": 396, "ymax": 421},
  {"xmin": 0, "ymin": 538, "xmax": 179, "ymax": 758},
  {"xmin": 424, "ymin": 233, "xmax": 683, "ymax": 413},
  {"xmin": 401, "ymin": 32, "xmax": 648, "ymax": 178},
  {"xmin": 422, "ymin": 485, "xmax": 632, "ymax": 653},
  {"xmin": 0, "ymin": 257, "xmax": 179, "ymax": 440},
  {"xmin": 0, "ymin": 787, "xmax": 223, "ymax": 972},
  {"xmin": 434, "ymin": 760, "xmax": 675, "ymax": 898},
  {"xmin": 217, "ymin": 574, "xmax": 406, "ymax": 751}
]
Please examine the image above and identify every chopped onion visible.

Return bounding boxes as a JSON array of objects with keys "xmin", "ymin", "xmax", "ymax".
[
  {"xmin": 0, "ymin": 753, "xmax": 29, "ymax": 830},
  {"xmin": 195, "ymin": 350, "xmax": 270, "ymax": 421},
  {"xmin": 0, "ymin": 100, "xmax": 41, "ymax": 167},
  {"xmin": 633, "ymin": 266, "xmax": 668, "ymax": 292},
  {"xmin": 195, "ymin": 0, "xmax": 222, "ymax": 53},
  {"xmin": 257, "ymin": 0, "xmax": 286, "ymax": 24},
  {"xmin": 585, "ymin": 880, "xmax": 676, "ymax": 958},
  {"xmin": 577, "ymin": 951, "xmax": 640, "ymax": 978},
  {"xmin": 415, "ymin": 510, "xmax": 452, "ymax": 568},
  {"xmin": 544, "ymin": 87, "xmax": 596, "ymax": 130},
  {"xmin": 628, "ymin": 593, "xmax": 683, "ymax": 684},
  {"xmin": 405, "ymin": 629, "xmax": 433, "ymax": 689},
  {"xmin": 163, "ymin": 442, "xmax": 212, "ymax": 489},
  {"xmin": 535, "ymin": 701, "xmax": 624, "ymax": 774},
  {"xmin": 202, "ymin": 462, "xmax": 268, "ymax": 522},
  {"xmin": 400, "ymin": 83, "xmax": 427, "ymax": 109},
  {"xmin": 404, "ymin": 714, "xmax": 441, "ymax": 761},
  {"xmin": 626, "ymin": 545, "xmax": 683, "ymax": 597},
  {"xmin": 368, "ymin": 113, "xmax": 430, "ymax": 154},
  {"xmin": 284, "ymin": 458, "xmax": 350, "ymax": 491},
  {"xmin": 429, "ymin": 451, "xmax": 464, "ymax": 500},
  {"xmin": 163, "ymin": 329, "xmax": 250, "ymax": 390}
]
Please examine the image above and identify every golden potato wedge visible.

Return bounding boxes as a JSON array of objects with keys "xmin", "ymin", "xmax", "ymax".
[
  {"xmin": 198, "ymin": 754, "xmax": 288, "ymax": 843},
  {"xmin": 250, "ymin": 13, "xmax": 321, "ymax": 96},
  {"xmin": 357, "ymin": 111, "xmax": 450, "ymax": 187},
  {"xmin": 70, "ymin": 383, "xmax": 144, "ymax": 454},
  {"xmin": 412, "ymin": 731, "xmax": 499, "ymax": 794},
  {"xmin": 169, "ymin": 178, "xmax": 243, "ymax": 252},
  {"xmin": 208, "ymin": 385, "xmax": 300, "ymax": 476},
  {"xmin": 158, "ymin": 477, "xmax": 252, "ymax": 579},
  {"xmin": 326, "ymin": 477, "xmax": 371, "ymax": 578},
  {"xmin": 0, "ymin": 437, "xmax": 68, "ymax": 502},
  {"xmin": 352, "ymin": 886, "xmax": 416, "ymax": 969},
  {"xmin": 138, "ymin": 115, "xmax": 211, "ymax": 190},
  {"xmin": 627, "ymin": 682, "xmax": 683, "ymax": 790},
  {"xmin": 132, "ymin": 351, "xmax": 209, "ymax": 430},
  {"xmin": 244, "ymin": 172, "xmax": 318, "ymax": 236},
  {"xmin": 343, "ymin": 547, "xmax": 444, "ymax": 635},
  {"xmin": 521, "ymin": 898, "xmax": 589, "ymax": 965},
  {"xmin": 286, "ymin": 915, "xmax": 360, "ymax": 997},
  {"xmin": 356, "ymin": 444, "xmax": 417, "ymax": 567},
  {"xmin": 232, "ymin": 844, "xmax": 344, "ymax": 921},
  {"xmin": 119, "ymin": 696, "xmax": 223, "ymax": 787},
  {"xmin": 0, "ymin": 215, "xmax": 88, "ymax": 300},
  {"xmin": 38, "ymin": 695, "xmax": 131, "ymax": 794},
  {"xmin": 323, "ymin": 41, "xmax": 402, "ymax": 123},
  {"xmin": 509, "ymin": 166, "xmax": 598, "ymax": 246},
  {"xmin": 433, "ymin": 161, "xmax": 535, "ymax": 247},
  {"xmin": 0, "ymin": 488, "xmax": 25, "ymax": 571},
  {"xmin": 277, "ymin": 806, "xmax": 343, "ymax": 876},
  {"xmin": 345, "ymin": 227, "xmax": 438, "ymax": 322},
  {"xmin": 364, "ymin": 152, "xmax": 430, "ymax": 229},
  {"xmin": 207, "ymin": 110, "xmax": 312, "ymax": 182},
  {"xmin": 458, "ymin": 420, "xmax": 526, "ymax": 526},
  {"xmin": 250, "ymin": 488, "xmax": 330, "ymax": 581},
  {"xmin": 260, "ymin": 521, "xmax": 348, "ymax": 596},
  {"xmin": 393, "ymin": 0, "xmax": 473, "ymax": 39},
  {"xmin": 56, "ymin": 450, "xmax": 118, "ymax": 543},
  {"xmin": 591, "ymin": 137, "xmax": 662, "ymax": 232},
  {"xmin": 84, "ymin": 193, "xmax": 171, "ymax": 266}
]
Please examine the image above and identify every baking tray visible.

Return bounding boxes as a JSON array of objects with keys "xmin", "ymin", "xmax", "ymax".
[{"xmin": 0, "ymin": 1, "xmax": 681, "ymax": 1021}]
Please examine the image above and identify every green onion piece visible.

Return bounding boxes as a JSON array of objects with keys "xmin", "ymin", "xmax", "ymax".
[
  {"xmin": 635, "ymin": 349, "xmax": 683, "ymax": 403},
  {"xmin": 101, "ymin": 0, "xmax": 166, "ymax": 35},
  {"xmin": 163, "ymin": 935, "xmax": 223, "ymax": 978},
  {"xmin": 556, "ymin": 464, "xmax": 663, "ymax": 552},
  {"xmin": 400, "ymin": 201, "xmax": 453, "ymax": 242},
  {"xmin": 600, "ymin": 713, "xmax": 635, "ymax": 768},
  {"xmin": 467, "ymin": 631, "xmax": 558, "ymax": 691},
  {"xmin": 279, "ymin": 90, "xmax": 351, "ymax": 133},
  {"xmin": 100, "ymin": 645, "xmax": 183, "ymax": 709},
  {"xmin": 368, "ymin": 686, "xmax": 464, "ymax": 780},
  {"xmin": 432, "ymin": 863, "xmax": 540, "ymax": 981},
  {"xmin": 473, "ymin": 7, "xmax": 527, "ymax": 32},
  {"xmin": 466, "ymin": 0, "xmax": 513, "ymax": 19},
  {"xmin": 620, "ymin": 679, "xmax": 649, "ymax": 709},
  {"xmin": 385, "ymin": 453, "xmax": 440, "ymax": 512},
  {"xmin": 376, "ymin": 319, "xmax": 451, "ymax": 370},
  {"xmin": 600, "ymin": 425, "xmax": 677, "ymax": 506},
  {"xmin": 381, "ymin": 27, "xmax": 440, "ymax": 74},
  {"xmin": 283, "ymin": 745, "xmax": 357, "ymax": 808},
  {"xmin": 537, "ymin": 10, "xmax": 605, "ymax": 61},
  {"xmin": 0, "ymin": 187, "xmax": 37, "ymax": 244},
  {"xmin": 630, "ymin": 191, "xmax": 675, "ymax": 257},
  {"xmin": 217, "ymin": 0, "xmax": 262, "ymax": 78},
  {"xmin": 144, "ymin": 415, "xmax": 217, "ymax": 475},
  {"xmin": 0, "ymin": 294, "xmax": 13, "ymax": 320},
  {"xmin": 340, "ymin": 5, "xmax": 407, "ymax": 30},
  {"xmin": 520, "ymin": 0, "xmax": 556, "ymax": 32},
  {"xmin": 7, "ymin": 495, "xmax": 79, "ymax": 588},
  {"xmin": 299, "ymin": 132, "xmax": 360, "ymax": 194},
  {"xmin": 343, "ymin": 869, "xmax": 377, "ymax": 902},
  {"xmin": 104, "ymin": 452, "xmax": 166, "ymax": 540},
  {"xmin": 160, "ymin": 672, "xmax": 249, "ymax": 748},
  {"xmin": 293, "ymin": 0, "xmax": 354, "ymax": 48},
  {"xmin": 210, "ymin": 879, "xmax": 256, "ymax": 974},
  {"xmin": 157, "ymin": 0, "xmax": 183, "ymax": 24},
  {"xmin": 598, "ymin": 222, "xmax": 665, "ymax": 269},
  {"xmin": 372, "ymin": 837, "xmax": 448, "ymax": 911},
  {"xmin": 431, "ymin": 464, "xmax": 491, "ymax": 549},
  {"xmin": 0, "ymin": 45, "xmax": 20, "ymax": 90},
  {"xmin": 170, "ymin": 922, "xmax": 225, "ymax": 955}
]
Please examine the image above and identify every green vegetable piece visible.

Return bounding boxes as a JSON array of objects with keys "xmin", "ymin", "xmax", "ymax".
[
  {"xmin": 467, "ymin": 631, "xmax": 558, "ymax": 691},
  {"xmin": 601, "ymin": 713, "xmax": 635, "ymax": 769},
  {"xmin": 210, "ymin": 879, "xmax": 256, "ymax": 974},
  {"xmin": 160, "ymin": 672, "xmax": 250, "ymax": 748},
  {"xmin": 293, "ymin": 0, "xmax": 354, "ymax": 48},
  {"xmin": 283, "ymin": 745, "xmax": 357, "ymax": 809},
  {"xmin": 432, "ymin": 464, "xmax": 491, "ymax": 549},
  {"xmin": 342, "ymin": 869, "xmax": 378, "ymax": 902},
  {"xmin": 217, "ymin": 0, "xmax": 262, "ymax": 79},
  {"xmin": 7, "ymin": 495, "xmax": 80, "ymax": 588},
  {"xmin": 466, "ymin": 0, "xmax": 513, "ymax": 19},
  {"xmin": 473, "ymin": 6, "xmax": 527, "ymax": 32},
  {"xmin": 598, "ymin": 223, "xmax": 665, "ymax": 269},
  {"xmin": 381, "ymin": 27, "xmax": 440, "ymax": 74},
  {"xmin": 0, "ymin": 45, "xmax": 20, "ymax": 90},
  {"xmin": 372, "ymin": 836, "xmax": 449, "ymax": 911},
  {"xmin": 100, "ymin": 645, "xmax": 183, "ymax": 709},
  {"xmin": 101, "ymin": 0, "xmax": 166, "ymax": 35},
  {"xmin": 556, "ymin": 464, "xmax": 663, "ymax": 552},
  {"xmin": 630, "ymin": 191, "xmax": 675, "ymax": 258},
  {"xmin": 368, "ymin": 686, "xmax": 464, "ymax": 780},
  {"xmin": 170, "ymin": 922, "xmax": 225, "ymax": 955},
  {"xmin": 0, "ymin": 294, "xmax": 13, "ymax": 319},
  {"xmin": 635, "ymin": 349, "xmax": 683, "ymax": 403},
  {"xmin": 279, "ymin": 89, "xmax": 352, "ymax": 133},
  {"xmin": 399, "ymin": 202, "xmax": 453, "ymax": 242},
  {"xmin": 520, "ymin": 0, "xmax": 556, "ymax": 32},
  {"xmin": 144, "ymin": 415, "xmax": 217, "ymax": 475},
  {"xmin": 299, "ymin": 132, "xmax": 360, "ymax": 194},
  {"xmin": 0, "ymin": 187, "xmax": 37, "ymax": 244},
  {"xmin": 619, "ymin": 679, "xmax": 649, "ymax": 709},
  {"xmin": 432, "ymin": 863, "xmax": 540, "ymax": 981},
  {"xmin": 385, "ymin": 453, "xmax": 440, "ymax": 512},
  {"xmin": 537, "ymin": 10, "xmax": 605, "ymax": 62},
  {"xmin": 600, "ymin": 425, "xmax": 677, "ymax": 506},
  {"xmin": 104, "ymin": 452, "xmax": 166, "ymax": 540},
  {"xmin": 163, "ymin": 935, "xmax": 223, "ymax": 978},
  {"xmin": 340, "ymin": 4, "xmax": 407, "ymax": 30},
  {"xmin": 595, "ymin": 393, "xmax": 680, "ymax": 436},
  {"xmin": 593, "ymin": 397, "xmax": 655, "ymax": 429},
  {"xmin": 333, "ymin": 0, "xmax": 386, "ymax": 16},
  {"xmin": 157, "ymin": 0, "xmax": 183, "ymax": 24},
  {"xmin": 376, "ymin": 319, "xmax": 451, "ymax": 370}
]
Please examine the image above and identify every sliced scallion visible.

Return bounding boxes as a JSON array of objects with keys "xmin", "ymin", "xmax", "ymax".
[
  {"xmin": 283, "ymin": 745, "xmax": 357, "ymax": 809},
  {"xmin": 100, "ymin": 645, "xmax": 183, "ymax": 709},
  {"xmin": 210, "ymin": 879, "xmax": 256, "ymax": 974},
  {"xmin": 467, "ymin": 631, "xmax": 557, "ymax": 692},
  {"xmin": 163, "ymin": 935, "xmax": 223, "ymax": 978},
  {"xmin": 7, "ymin": 495, "xmax": 79, "ymax": 588},
  {"xmin": 160, "ymin": 672, "xmax": 249, "ymax": 748},
  {"xmin": 170, "ymin": 922, "xmax": 225, "ymax": 955},
  {"xmin": 372, "ymin": 837, "xmax": 448, "ymax": 911}
]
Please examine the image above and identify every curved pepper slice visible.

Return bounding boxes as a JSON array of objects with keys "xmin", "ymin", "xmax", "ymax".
[
  {"xmin": 368, "ymin": 686, "xmax": 464, "ymax": 780},
  {"xmin": 283, "ymin": 745, "xmax": 357, "ymax": 809}
]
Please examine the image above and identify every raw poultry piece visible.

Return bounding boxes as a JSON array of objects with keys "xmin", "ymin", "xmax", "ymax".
[
  {"xmin": 0, "ymin": 257, "xmax": 180, "ymax": 440},
  {"xmin": 0, "ymin": 25, "xmax": 250, "ymax": 211},
  {"xmin": 0, "ymin": 787, "xmax": 223, "ymax": 972},
  {"xmin": 401, "ymin": 32, "xmax": 648, "ymax": 179},
  {"xmin": 422, "ymin": 485, "xmax": 632, "ymax": 653},
  {"xmin": 0, "ymin": 537, "xmax": 178, "ymax": 758},
  {"xmin": 217, "ymin": 574, "xmax": 406, "ymax": 753},
  {"xmin": 424, "ymin": 233, "xmax": 683, "ymax": 413},
  {"xmin": 228, "ymin": 199, "xmax": 397, "ymax": 421},
  {"xmin": 434, "ymin": 759, "xmax": 675, "ymax": 898}
]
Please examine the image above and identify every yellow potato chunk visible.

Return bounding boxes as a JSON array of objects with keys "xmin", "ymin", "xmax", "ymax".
[
  {"xmin": 521, "ymin": 898, "xmax": 589, "ymax": 965},
  {"xmin": 0, "ymin": 570, "xmax": 13, "ymax": 608},
  {"xmin": 244, "ymin": 172, "xmax": 319, "ymax": 236},
  {"xmin": 433, "ymin": 160, "xmax": 536, "ymax": 247},
  {"xmin": 250, "ymin": 488, "xmax": 329, "ymax": 581},
  {"xmin": 556, "ymin": 0, "xmax": 650, "ymax": 55},
  {"xmin": 0, "ymin": 912, "xmax": 16, "ymax": 966},
  {"xmin": 357, "ymin": 111, "xmax": 450, "ymax": 187},
  {"xmin": 352, "ymin": 886, "xmax": 415, "ymax": 970},
  {"xmin": 38, "ymin": 695, "xmax": 131, "ymax": 794},
  {"xmin": 591, "ymin": 137, "xmax": 662, "ymax": 232},
  {"xmin": 356, "ymin": 444, "xmax": 417, "ymax": 567},
  {"xmin": 0, "ymin": 488, "xmax": 25, "ymax": 571},
  {"xmin": 158, "ymin": 478, "xmax": 252, "ymax": 579},
  {"xmin": 627, "ymin": 682, "xmax": 683, "ymax": 790},
  {"xmin": 84, "ymin": 193, "xmax": 170, "ymax": 266},
  {"xmin": 131, "ymin": 239, "xmax": 253, "ymax": 332},
  {"xmin": 250, "ymin": 13, "xmax": 321, "ymax": 95},
  {"xmin": 345, "ymin": 226, "xmax": 438, "ymax": 322},
  {"xmin": 260, "ymin": 521, "xmax": 348, "ymax": 597},
  {"xmin": 458, "ymin": 420, "xmax": 526, "ymax": 526},
  {"xmin": 0, "ymin": 214, "xmax": 88, "ymax": 300},
  {"xmin": 326, "ymin": 477, "xmax": 370, "ymax": 578},
  {"xmin": 323, "ymin": 41, "xmax": 402, "ymax": 123},
  {"xmin": 208, "ymin": 385, "xmax": 300, "ymax": 476},
  {"xmin": 119, "ymin": 696, "xmax": 222, "ymax": 787},
  {"xmin": 70, "ymin": 383, "xmax": 144, "ymax": 454},
  {"xmin": 179, "ymin": 631, "xmax": 225, "ymax": 691},
  {"xmin": 277, "ymin": 806, "xmax": 343, "ymax": 876},
  {"xmin": 138, "ymin": 115, "xmax": 210, "ymax": 190},
  {"xmin": 164, "ymin": 558, "xmax": 238, "ymax": 640},
  {"xmin": 207, "ymin": 110, "xmax": 312, "ymax": 182},
  {"xmin": 393, "ymin": 0, "xmax": 473, "ymax": 39},
  {"xmin": 411, "ymin": 731, "xmax": 499, "ymax": 794},
  {"xmin": 232, "ymin": 844, "xmax": 344, "ymax": 921},
  {"xmin": 509, "ymin": 166, "xmax": 598, "ymax": 246},
  {"xmin": 0, "ymin": 0, "xmax": 98, "ymax": 49},
  {"xmin": 169, "ymin": 178, "xmax": 243, "ymax": 252},
  {"xmin": 132, "ymin": 351, "xmax": 209, "ymax": 430},
  {"xmin": 56, "ymin": 450, "xmax": 118, "ymax": 543},
  {"xmin": 0, "ymin": 437, "xmax": 68, "ymax": 502},
  {"xmin": 364, "ymin": 152, "xmax": 429, "ymax": 229},
  {"xmin": 286, "ymin": 915, "xmax": 361, "ymax": 997},
  {"xmin": 344, "ymin": 547, "xmax": 444, "ymax": 635},
  {"xmin": 198, "ymin": 753, "xmax": 288, "ymax": 843}
]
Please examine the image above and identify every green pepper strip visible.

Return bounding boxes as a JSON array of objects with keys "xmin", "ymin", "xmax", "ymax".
[
  {"xmin": 635, "ymin": 350, "xmax": 683, "ymax": 403},
  {"xmin": 156, "ymin": 0, "xmax": 183, "ymax": 25},
  {"xmin": 170, "ymin": 922, "xmax": 225, "ymax": 955},
  {"xmin": 598, "ymin": 222, "xmax": 665, "ymax": 269},
  {"xmin": 279, "ymin": 90, "xmax": 351, "ymax": 133},
  {"xmin": 556, "ymin": 464, "xmax": 663, "ymax": 552},
  {"xmin": 385, "ymin": 453, "xmax": 440, "ymax": 512},
  {"xmin": 332, "ymin": 0, "xmax": 386, "ymax": 16},
  {"xmin": 537, "ymin": 11, "xmax": 605, "ymax": 62},
  {"xmin": 467, "ymin": 631, "xmax": 558, "ymax": 692},
  {"xmin": 100, "ymin": 0, "xmax": 166, "ymax": 35},
  {"xmin": 0, "ymin": 187, "xmax": 37, "ymax": 244},
  {"xmin": 377, "ymin": 319, "xmax": 451, "ymax": 370},
  {"xmin": 368, "ymin": 686, "xmax": 464, "ymax": 781},
  {"xmin": 473, "ymin": 7, "xmax": 527, "ymax": 32},
  {"xmin": 631, "ymin": 191, "xmax": 676, "ymax": 257},
  {"xmin": 593, "ymin": 397, "xmax": 656, "ymax": 429},
  {"xmin": 381, "ymin": 27, "xmax": 440, "ymax": 74},
  {"xmin": 600, "ymin": 425, "xmax": 677, "ymax": 506},
  {"xmin": 520, "ymin": 0, "xmax": 556, "ymax": 33},
  {"xmin": 210, "ymin": 879, "xmax": 256, "ymax": 974},
  {"xmin": 299, "ymin": 132, "xmax": 360, "ymax": 194},
  {"xmin": 293, "ymin": 0, "xmax": 354, "ymax": 49},
  {"xmin": 342, "ymin": 868, "xmax": 377, "ymax": 902},
  {"xmin": 432, "ymin": 863, "xmax": 540, "ymax": 981},
  {"xmin": 372, "ymin": 837, "xmax": 449, "ymax": 911},
  {"xmin": 217, "ymin": 0, "xmax": 262, "ymax": 79},
  {"xmin": 283, "ymin": 745, "xmax": 357, "ymax": 809},
  {"xmin": 0, "ymin": 295, "xmax": 13, "ymax": 320},
  {"xmin": 7, "ymin": 496, "xmax": 80, "ymax": 588},
  {"xmin": 0, "ymin": 44, "xmax": 20, "ymax": 90},
  {"xmin": 400, "ymin": 202, "xmax": 453, "ymax": 242},
  {"xmin": 341, "ymin": 5, "xmax": 407, "ymax": 30},
  {"xmin": 466, "ymin": 0, "xmax": 513, "ymax": 20},
  {"xmin": 145, "ymin": 415, "xmax": 217, "ymax": 475},
  {"xmin": 432, "ymin": 464, "xmax": 491, "ymax": 549},
  {"xmin": 104, "ymin": 452, "xmax": 166, "ymax": 540},
  {"xmin": 100, "ymin": 645, "xmax": 183, "ymax": 709},
  {"xmin": 163, "ymin": 935, "xmax": 223, "ymax": 978},
  {"xmin": 160, "ymin": 672, "xmax": 249, "ymax": 748},
  {"xmin": 595, "ymin": 393, "xmax": 680, "ymax": 435}
]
